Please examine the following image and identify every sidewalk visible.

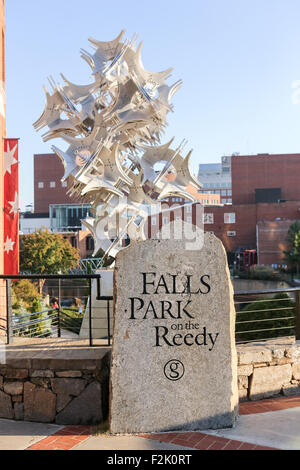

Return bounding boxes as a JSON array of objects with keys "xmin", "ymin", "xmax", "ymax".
[{"xmin": 0, "ymin": 395, "xmax": 300, "ymax": 450}]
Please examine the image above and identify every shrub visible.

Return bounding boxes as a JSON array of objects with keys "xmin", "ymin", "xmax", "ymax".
[
  {"xmin": 28, "ymin": 298, "xmax": 51, "ymax": 337},
  {"xmin": 236, "ymin": 292, "xmax": 295, "ymax": 342},
  {"xmin": 12, "ymin": 279, "xmax": 41, "ymax": 309},
  {"xmin": 238, "ymin": 265, "xmax": 281, "ymax": 281},
  {"xmin": 60, "ymin": 307, "xmax": 83, "ymax": 335}
]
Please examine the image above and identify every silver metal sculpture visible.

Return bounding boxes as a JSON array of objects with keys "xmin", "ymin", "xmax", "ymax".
[{"xmin": 34, "ymin": 30, "xmax": 201, "ymax": 263}]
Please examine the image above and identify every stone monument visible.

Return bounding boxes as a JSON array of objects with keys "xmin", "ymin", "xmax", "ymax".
[{"xmin": 110, "ymin": 233, "xmax": 238, "ymax": 433}]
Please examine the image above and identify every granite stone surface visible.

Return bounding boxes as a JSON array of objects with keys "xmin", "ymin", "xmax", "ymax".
[{"xmin": 110, "ymin": 234, "xmax": 238, "ymax": 433}]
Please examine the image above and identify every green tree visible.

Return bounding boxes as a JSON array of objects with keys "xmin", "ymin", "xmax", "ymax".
[
  {"xmin": 20, "ymin": 229, "xmax": 80, "ymax": 292},
  {"xmin": 12, "ymin": 279, "xmax": 41, "ymax": 310},
  {"xmin": 284, "ymin": 221, "xmax": 300, "ymax": 276}
]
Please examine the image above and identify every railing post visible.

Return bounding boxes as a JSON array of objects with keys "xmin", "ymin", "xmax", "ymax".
[
  {"xmin": 89, "ymin": 278, "xmax": 93, "ymax": 347},
  {"xmin": 295, "ymin": 291, "xmax": 300, "ymax": 341},
  {"xmin": 96, "ymin": 276, "xmax": 101, "ymax": 300},
  {"xmin": 6, "ymin": 279, "xmax": 13, "ymax": 344},
  {"xmin": 107, "ymin": 299, "xmax": 111, "ymax": 346},
  {"xmin": 57, "ymin": 278, "xmax": 61, "ymax": 338}
]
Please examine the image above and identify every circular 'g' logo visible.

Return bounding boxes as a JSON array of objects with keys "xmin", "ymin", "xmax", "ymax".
[{"xmin": 164, "ymin": 359, "xmax": 185, "ymax": 381}]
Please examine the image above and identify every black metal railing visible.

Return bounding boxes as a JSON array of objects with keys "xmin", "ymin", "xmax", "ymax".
[
  {"xmin": 0, "ymin": 274, "xmax": 112, "ymax": 347},
  {"xmin": 1, "ymin": 275, "xmax": 300, "ymax": 346},
  {"xmin": 234, "ymin": 286, "xmax": 300, "ymax": 343}
]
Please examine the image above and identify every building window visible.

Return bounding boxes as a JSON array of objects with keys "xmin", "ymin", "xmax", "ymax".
[
  {"xmin": 203, "ymin": 213, "xmax": 214, "ymax": 224},
  {"xmin": 224, "ymin": 213, "xmax": 235, "ymax": 224},
  {"xmin": 162, "ymin": 217, "xmax": 168, "ymax": 225},
  {"xmin": 221, "ymin": 198, "xmax": 227, "ymax": 203},
  {"xmin": 61, "ymin": 181, "xmax": 67, "ymax": 187},
  {"xmin": 151, "ymin": 217, "xmax": 157, "ymax": 226},
  {"xmin": 50, "ymin": 182, "xmax": 56, "ymax": 188},
  {"xmin": 38, "ymin": 182, "xmax": 44, "ymax": 189},
  {"xmin": 71, "ymin": 236, "xmax": 77, "ymax": 248},
  {"xmin": 227, "ymin": 189, "xmax": 232, "ymax": 196},
  {"xmin": 227, "ymin": 198, "xmax": 232, "ymax": 203},
  {"xmin": 86, "ymin": 236, "xmax": 95, "ymax": 251},
  {"xmin": 187, "ymin": 216, "xmax": 192, "ymax": 223},
  {"xmin": 227, "ymin": 231, "xmax": 236, "ymax": 237},
  {"xmin": 186, "ymin": 205, "xmax": 192, "ymax": 213},
  {"xmin": 221, "ymin": 190, "xmax": 226, "ymax": 196}
]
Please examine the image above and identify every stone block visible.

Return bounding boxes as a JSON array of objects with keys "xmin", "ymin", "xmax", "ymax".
[
  {"xmin": 12, "ymin": 395, "xmax": 22, "ymax": 403},
  {"xmin": 24, "ymin": 382, "xmax": 56, "ymax": 422},
  {"xmin": 238, "ymin": 388, "xmax": 248, "ymax": 402},
  {"xmin": 238, "ymin": 349, "xmax": 272, "ymax": 365},
  {"xmin": 56, "ymin": 393, "xmax": 72, "ymax": 413},
  {"xmin": 50, "ymin": 378, "xmax": 87, "ymax": 396},
  {"xmin": 3, "ymin": 381, "xmax": 23, "ymax": 395},
  {"xmin": 292, "ymin": 363, "xmax": 300, "ymax": 381},
  {"xmin": 249, "ymin": 364, "xmax": 292, "ymax": 400},
  {"xmin": 4, "ymin": 369, "xmax": 28, "ymax": 379},
  {"xmin": 285, "ymin": 345, "xmax": 300, "ymax": 361},
  {"xmin": 55, "ymin": 371, "xmax": 82, "ymax": 378},
  {"xmin": 30, "ymin": 378, "xmax": 50, "ymax": 388},
  {"xmin": 237, "ymin": 365, "xmax": 253, "ymax": 376},
  {"xmin": 269, "ymin": 358, "xmax": 292, "ymax": 366},
  {"xmin": 238, "ymin": 376, "xmax": 248, "ymax": 390},
  {"xmin": 14, "ymin": 403, "xmax": 24, "ymax": 421},
  {"xmin": 272, "ymin": 348, "xmax": 285, "ymax": 359},
  {"xmin": 0, "ymin": 390, "xmax": 13, "ymax": 419},
  {"xmin": 282, "ymin": 383, "xmax": 300, "ymax": 397},
  {"xmin": 5, "ymin": 359, "xmax": 31, "ymax": 369},
  {"xmin": 56, "ymin": 382, "xmax": 102, "ymax": 425},
  {"xmin": 31, "ymin": 358, "xmax": 101, "ymax": 371},
  {"xmin": 30, "ymin": 370, "xmax": 54, "ymax": 378}
]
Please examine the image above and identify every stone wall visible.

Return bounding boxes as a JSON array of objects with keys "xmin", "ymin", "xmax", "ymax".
[
  {"xmin": 237, "ymin": 337, "xmax": 300, "ymax": 401},
  {"xmin": 0, "ymin": 338, "xmax": 299, "ymax": 425},
  {"xmin": 0, "ymin": 353, "xmax": 110, "ymax": 424}
]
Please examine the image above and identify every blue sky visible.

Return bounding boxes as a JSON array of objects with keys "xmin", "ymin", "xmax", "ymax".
[{"xmin": 6, "ymin": 0, "xmax": 300, "ymax": 209}]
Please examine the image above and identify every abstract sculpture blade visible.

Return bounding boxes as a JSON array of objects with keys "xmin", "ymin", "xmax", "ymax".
[{"xmin": 34, "ymin": 31, "xmax": 202, "ymax": 263}]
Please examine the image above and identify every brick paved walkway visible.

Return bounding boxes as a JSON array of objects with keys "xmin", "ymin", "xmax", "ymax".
[
  {"xmin": 239, "ymin": 395, "xmax": 300, "ymax": 415},
  {"xmin": 27, "ymin": 425, "xmax": 93, "ymax": 450},
  {"xmin": 26, "ymin": 394, "xmax": 300, "ymax": 450}
]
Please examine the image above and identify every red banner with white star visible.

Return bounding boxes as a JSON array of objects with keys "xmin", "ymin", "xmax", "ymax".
[{"xmin": 3, "ymin": 138, "xmax": 19, "ymax": 274}]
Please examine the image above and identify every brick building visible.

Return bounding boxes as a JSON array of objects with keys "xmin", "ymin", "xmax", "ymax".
[
  {"xmin": 256, "ymin": 220, "xmax": 295, "ymax": 266},
  {"xmin": 29, "ymin": 153, "xmax": 94, "ymax": 259},
  {"xmin": 33, "ymin": 151, "xmax": 300, "ymax": 267},
  {"xmin": 34, "ymin": 153, "xmax": 81, "ymax": 214},
  {"xmin": 231, "ymin": 153, "xmax": 300, "ymax": 205},
  {"xmin": 201, "ymin": 153, "xmax": 300, "ymax": 266},
  {"xmin": 151, "ymin": 153, "xmax": 300, "ymax": 267}
]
